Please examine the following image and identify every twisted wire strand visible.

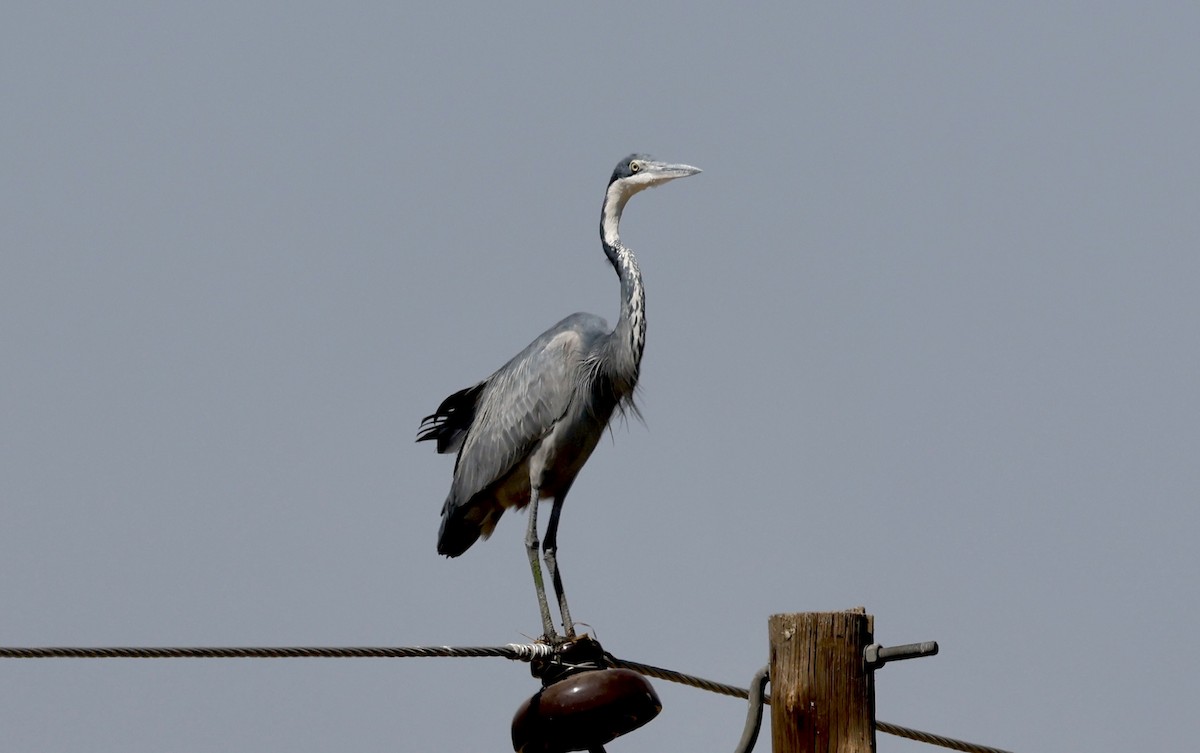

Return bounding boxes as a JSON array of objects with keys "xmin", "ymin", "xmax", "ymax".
[
  {"xmin": 609, "ymin": 656, "xmax": 754, "ymax": 700},
  {"xmin": 875, "ymin": 721, "xmax": 1014, "ymax": 753},
  {"xmin": 0, "ymin": 645, "xmax": 552, "ymax": 660},
  {"xmin": 0, "ymin": 645, "xmax": 1012, "ymax": 753}
]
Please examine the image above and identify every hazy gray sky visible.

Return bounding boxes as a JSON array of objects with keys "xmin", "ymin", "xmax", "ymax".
[{"xmin": 3, "ymin": 3, "xmax": 1197, "ymax": 751}]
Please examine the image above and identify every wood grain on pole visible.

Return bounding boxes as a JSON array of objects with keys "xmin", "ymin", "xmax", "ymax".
[{"xmin": 769, "ymin": 610, "xmax": 876, "ymax": 753}]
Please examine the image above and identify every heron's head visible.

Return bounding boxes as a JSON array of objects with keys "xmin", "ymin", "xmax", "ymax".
[
  {"xmin": 608, "ymin": 154, "xmax": 702, "ymax": 199},
  {"xmin": 602, "ymin": 154, "xmax": 701, "ymax": 245}
]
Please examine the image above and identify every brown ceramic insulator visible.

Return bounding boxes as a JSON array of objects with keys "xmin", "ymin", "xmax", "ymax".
[{"xmin": 511, "ymin": 668, "xmax": 661, "ymax": 753}]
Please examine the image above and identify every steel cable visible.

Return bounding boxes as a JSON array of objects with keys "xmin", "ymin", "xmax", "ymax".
[
  {"xmin": 0, "ymin": 645, "xmax": 550, "ymax": 660},
  {"xmin": 0, "ymin": 645, "xmax": 1012, "ymax": 753}
]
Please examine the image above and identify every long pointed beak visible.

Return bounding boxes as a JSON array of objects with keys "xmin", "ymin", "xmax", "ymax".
[{"xmin": 647, "ymin": 161, "xmax": 702, "ymax": 180}]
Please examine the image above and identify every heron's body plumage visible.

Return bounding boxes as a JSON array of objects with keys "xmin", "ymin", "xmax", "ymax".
[{"xmin": 431, "ymin": 313, "xmax": 621, "ymax": 557}]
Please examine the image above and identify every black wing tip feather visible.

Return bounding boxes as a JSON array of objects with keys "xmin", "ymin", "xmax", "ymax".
[
  {"xmin": 436, "ymin": 536, "xmax": 473, "ymax": 558},
  {"xmin": 415, "ymin": 413, "xmax": 446, "ymax": 443},
  {"xmin": 415, "ymin": 382, "xmax": 487, "ymax": 453},
  {"xmin": 436, "ymin": 510, "xmax": 482, "ymax": 557}
]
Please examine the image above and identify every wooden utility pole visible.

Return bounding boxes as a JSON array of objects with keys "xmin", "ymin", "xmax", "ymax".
[{"xmin": 769, "ymin": 610, "xmax": 876, "ymax": 753}]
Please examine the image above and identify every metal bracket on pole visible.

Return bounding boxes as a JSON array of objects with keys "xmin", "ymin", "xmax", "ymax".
[{"xmin": 863, "ymin": 641, "xmax": 938, "ymax": 671}]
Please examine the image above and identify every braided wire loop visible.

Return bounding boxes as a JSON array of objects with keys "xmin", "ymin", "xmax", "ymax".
[{"xmin": 609, "ymin": 657, "xmax": 1013, "ymax": 753}]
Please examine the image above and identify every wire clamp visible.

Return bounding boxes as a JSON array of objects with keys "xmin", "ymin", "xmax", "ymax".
[{"xmin": 506, "ymin": 642, "xmax": 556, "ymax": 662}]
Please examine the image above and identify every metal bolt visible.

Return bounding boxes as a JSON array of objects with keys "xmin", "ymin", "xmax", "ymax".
[{"xmin": 863, "ymin": 641, "xmax": 939, "ymax": 670}]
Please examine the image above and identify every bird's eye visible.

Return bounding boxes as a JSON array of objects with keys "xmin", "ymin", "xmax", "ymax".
[{"xmin": 629, "ymin": 161, "xmax": 640, "ymax": 173}]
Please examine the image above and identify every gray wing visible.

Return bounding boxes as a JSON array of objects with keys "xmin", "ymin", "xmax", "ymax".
[
  {"xmin": 450, "ymin": 313, "xmax": 607, "ymax": 505},
  {"xmin": 433, "ymin": 313, "xmax": 608, "ymax": 555}
]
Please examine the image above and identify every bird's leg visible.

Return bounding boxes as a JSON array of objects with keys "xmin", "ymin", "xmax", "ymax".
[
  {"xmin": 542, "ymin": 496, "xmax": 575, "ymax": 638},
  {"xmin": 524, "ymin": 486, "xmax": 558, "ymax": 642}
]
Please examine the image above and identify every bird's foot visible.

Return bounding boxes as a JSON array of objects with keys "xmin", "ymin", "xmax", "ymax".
[
  {"xmin": 537, "ymin": 630, "xmax": 566, "ymax": 647},
  {"xmin": 528, "ymin": 632, "xmax": 607, "ymax": 688}
]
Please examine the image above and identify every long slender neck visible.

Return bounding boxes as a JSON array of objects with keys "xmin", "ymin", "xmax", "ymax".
[{"xmin": 599, "ymin": 183, "xmax": 646, "ymax": 392}]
